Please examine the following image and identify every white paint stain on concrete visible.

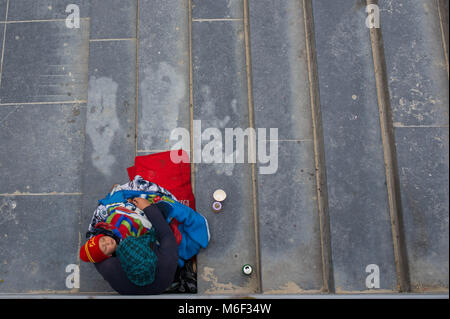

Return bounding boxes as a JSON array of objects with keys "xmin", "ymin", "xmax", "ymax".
[
  {"xmin": 139, "ymin": 62, "xmax": 185, "ymax": 150},
  {"xmin": 0, "ymin": 198, "xmax": 18, "ymax": 226},
  {"xmin": 199, "ymin": 85, "xmax": 239, "ymax": 176},
  {"xmin": 86, "ymin": 76, "xmax": 119, "ymax": 176}
]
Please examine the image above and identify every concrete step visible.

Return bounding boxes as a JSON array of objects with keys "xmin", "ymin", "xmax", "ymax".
[
  {"xmin": 313, "ymin": 0, "xmax": 399, "ymax": 292},
  {"xmin": 248, "ymin": 0, "xmax": 323, "ymax": 294},
  {"xmin": 0, "ymin": 0, "xmax": 90, "ymax": 294},
  {"xmin": 0, "ymin": 0, "xmax": 448, "ymax": 296},
  {"xmin": 79, "ymin": 0, "xmax": 138, "ymax": 293},
  {"xmin": 191, "ymin": 2, "xmax": 259, "ymax": 293},
  {"xmin": 378, "ymin": 0, "xmax": 449, "ymax": 292}
]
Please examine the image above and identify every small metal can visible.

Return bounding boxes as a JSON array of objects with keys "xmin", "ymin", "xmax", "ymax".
[
  {"xmin": 242, "ymin": 264, "xmax": 253, "ymax": 275},
  {"xmin": 211, "ymin": 201, "xmax": 222, "ymax": 213}
]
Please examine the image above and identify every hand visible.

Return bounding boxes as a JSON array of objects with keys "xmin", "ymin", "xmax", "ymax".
[{"xmin": 128, "ymin": 197, "xmax": 151, "ymax": 210}]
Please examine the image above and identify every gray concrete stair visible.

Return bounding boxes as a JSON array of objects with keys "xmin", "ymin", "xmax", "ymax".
[{"xmin": 0, "ymin": 0, "xmax": 448, "ymax": 296}]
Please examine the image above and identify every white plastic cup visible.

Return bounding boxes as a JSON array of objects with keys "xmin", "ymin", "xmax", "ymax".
[{"xmin": 213, "ymin": 189, "xmax": 227, "ymax": 202}]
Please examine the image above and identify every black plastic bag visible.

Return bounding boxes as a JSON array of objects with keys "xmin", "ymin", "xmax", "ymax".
[{"xmin": 165, "ymin": 259, "xmax": 197, "ymax": 293}]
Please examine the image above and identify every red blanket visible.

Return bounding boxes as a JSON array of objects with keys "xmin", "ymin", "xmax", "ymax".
[
  {"xmin": 127, "ymin": 149, "xmax": 195, "ymax": 209},
  {"xmin": 127, "ymin": 150, "xmax": 195, "ymax": 244}
]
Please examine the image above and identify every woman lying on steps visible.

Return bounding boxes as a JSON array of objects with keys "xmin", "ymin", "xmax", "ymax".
[{"xmin": 80, "ymin": 197, "xmax": 178, "ymax": 295}]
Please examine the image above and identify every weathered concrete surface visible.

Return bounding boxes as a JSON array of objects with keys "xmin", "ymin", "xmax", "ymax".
[
  {"xmin": 380, "ymin": 0, "xmax": 449, "ymax": 291},
  {"xmin": 7, "ymin": 0, "xmax": 90, "ymax": 20},
  {"xmin": 0, "ymin": 0, "xmax": 448, "ymax": 296},
  {"xmin": 90, "ymin": 0, "xmax": 137, "ymax": 39},
  {"xmin": 82, "ymin": 40, "xmax": 136, "ymax": 192},
  {"xmin": 394, "ymin": 128, "xmax": 449, "ymax": 291},
  {"xmin": 192, "ymin": 16, "xmax": 258, "ymax": 294},
  {"xmin": 192, "ymin": 0, "xmax": 243, "ymax": 19},
  {"xmin": 195, "ymin": 162, "xmax": 258, "ymax": 294},
  {"xmin": 0, "ymin": 195, "xmax": 81, "ymax": 293},
  {"xmin": 0, "ymin": 19, "xmax": 89, "ymax": 104},
  {"xmin": 78, "ymin": 1, "xmax": 137, "ymax": 293},
  {"xmin": 256, "ymin": 141, "xmax": 323, "ymax": 293},
  {"xmin": 0, "ymin": 4, "xmax": 89, "ymax": 294},
  {"xmin": 380, "ymin": 0, "xmax": 449, "ymax": 127},
  {"xmin": 312, "ymin": 0, "xmax": 398, "ymax": 292},
  {"xmin": 0, "ymin": 103, "xmax": 86, "ymax": 194},
  {"xmin": 249, "ymin": 0, "xmax": 312, "ymax": 141},
  {"xmin": 0, "ymin": 2, "xmax": 6, "ymax": 83},
  {"xmin": 0, "ymin": 0, "xmax": 6, "ymax": 22},
  {"xmin": 80, "ymin": 38, "xmax": 137, "ymax": 292},
  {"xmin": 137, "ymin": 0, "xmax": 190, "ymax": 153},
  {"xmin": 248, "ymin": 0, "xmax": 323, "ymax": 293}
]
